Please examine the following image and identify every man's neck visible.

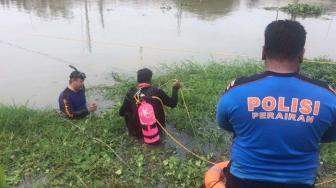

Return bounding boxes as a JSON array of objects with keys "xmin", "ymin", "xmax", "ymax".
[
  {"xmin": 68, "ymin": 85, "xmax": 78, "ymax": 92},
  {"xmin": 265, "ymin": 58, "xmax": 300, "ymax": 73}
]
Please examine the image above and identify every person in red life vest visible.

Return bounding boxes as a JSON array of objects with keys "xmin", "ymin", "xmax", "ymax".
[{"xmin": 119, "ymin": 68, "xmax": 181, "ymax": 144}]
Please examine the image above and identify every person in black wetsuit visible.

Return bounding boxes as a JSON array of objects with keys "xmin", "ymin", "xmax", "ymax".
[
  {"xmin": 119, "ymin": 68, "xmax": 181, "ymax": 139},
  {"xmin": 59, "ymin": 66, "xmax": 97, "ymax": 119}
]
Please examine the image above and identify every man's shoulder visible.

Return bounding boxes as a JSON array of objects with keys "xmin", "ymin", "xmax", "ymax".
[
  {"xmin": 225, "ymin": 72, "xmax": 269, "ymax": 92},
  {"xmin": 330, "ymin": 86, "xmax": 336, "ymax": 96},
  {"xmin": 143, "ymin": 86, "xmax": 161, "ymax": 96},
  {"xmin": 60, "ymin": 87, "xmax": 72, "ymax": 98},
  {"xmin": 150, "ymin": 86, "xmax": 161, "ymax": 92},
  {"xmin": 126, "ymin": 86, "xmax": 155, "ymax": 97},
  {"xmin": 295, "ymin": 74, "xmax": 336, "ymax": 95},
  {"xmin": 225, "ymin": 72, "xmax": 336, "ymax": 96},
  {"xmin": 126, "ymin": 87, "xmax": 137, "ymax": 96}
]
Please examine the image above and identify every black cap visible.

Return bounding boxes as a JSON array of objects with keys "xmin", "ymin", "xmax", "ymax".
[
  {"xmin": 137, "ymin": 68, "xmax": 152, "ymax": 83},
  {"xmin": 69, "ymin": 65, "xmax": 86, "ymax": 80}
]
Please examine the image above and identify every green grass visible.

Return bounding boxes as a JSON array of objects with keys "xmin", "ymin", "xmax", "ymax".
[
  {"xmin": 0, "ymin": 165, "xmax": 4, "ymax": 188},
  {"xmin": 0, "ymin": 106, "xmax": 209, "ymax": 187},
  {"xmin": 1, "ymin": 59, "xmax": 336, "ymax": 187},
  {"xmin": 105, "ymin": 59, "xmax": 336, "ymax": 142},
  {"xmin": 281, "ymin": 3, "xmax": 324, "ymax": 17}
]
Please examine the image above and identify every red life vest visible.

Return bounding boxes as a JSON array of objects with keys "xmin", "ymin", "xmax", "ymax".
[{"xmin": 135, "ymin": 83, "xmax": 160, "ymax": 145}]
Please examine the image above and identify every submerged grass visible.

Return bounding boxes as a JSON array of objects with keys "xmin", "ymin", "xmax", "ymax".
[{"xmin": 1, "ymin": 59, "xmax": 336, "ymax": 187}]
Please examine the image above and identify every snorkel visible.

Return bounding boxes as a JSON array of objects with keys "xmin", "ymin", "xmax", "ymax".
[
  {"xmin": 68, "ymin": 65, "xmax": 86, "ymax": 91},
  {"xmin": 69, "ymin": 65, "xmax": 86, "ymax": 80}
]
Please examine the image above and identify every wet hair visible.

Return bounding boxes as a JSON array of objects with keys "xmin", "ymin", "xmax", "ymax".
[
  {"xmin": 69, "ymin": 65, "xmax": 86, "ymax": 83},
  {"xmin": 264, "ymin": 20, "xmax": 306, "ymax": 60},
  {"xmin": 70, "ymin": 71, "xmax": 86, "ymax": 79},
  {"xmin": 137, "ymin": 68, "xmax": 153, "ymax": 83}
]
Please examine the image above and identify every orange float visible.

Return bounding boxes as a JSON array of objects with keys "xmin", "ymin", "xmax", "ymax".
[{"xmin": 204, "ymin": 161, "xmax": 230, "ymax": 188}]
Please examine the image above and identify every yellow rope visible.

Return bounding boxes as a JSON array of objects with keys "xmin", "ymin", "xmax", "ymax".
[
  {"xmin": 27, "ymin": 33, "xmax": 242, "ymax": 56},
  {"xmin": 316, "ymin": 177, "xmax": 336, "ymax": 187},
  {"xmin": 154, "ymin": 83, "xmax": 336, "ymax": 186},
  {"xmin": 152, "ymin": 94, "xmax": 217, "ymax": 165},
  {"xmin": 0, "ymin": 39, "xmax": 76, "ymax": 65},
  {"xmin": 3, "ymin": 27, "xmax": 333, "ymax": 181},
  {"xmin": 180, "ymin": 89, "xmax": 196, "ymax": 136},
  {"xmin": 1, "ymin": 31, "xmax": 334, "ymax": 65},
  {"xmin": 58, "ymin": 115, "xmax": 137, "ymax": 175},
  {"xmin": 152, "ymin": 96, "xmax": 164, "ymax": 106},
  {"xmin": 157, "ymin": 80, "xmax": 196, "ymax": 135},
  {"xmin": 155, "ymin": 116, "xmax": 216, "ymax": 165}
]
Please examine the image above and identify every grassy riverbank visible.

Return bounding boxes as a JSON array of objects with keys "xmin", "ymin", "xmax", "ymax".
[{"xmin": 1, "ymin": 59, "xmax": 336, "ymax": 187}]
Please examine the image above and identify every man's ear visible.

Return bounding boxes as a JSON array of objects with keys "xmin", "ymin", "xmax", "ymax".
[{"xmin": 262, "ymin": 46, "xmax": 266, "ymax": 60}]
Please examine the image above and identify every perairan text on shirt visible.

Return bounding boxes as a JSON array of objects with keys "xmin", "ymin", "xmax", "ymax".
[{"xmin": 247, "ymin": 97, "xmax": 320, "ymax": 123}]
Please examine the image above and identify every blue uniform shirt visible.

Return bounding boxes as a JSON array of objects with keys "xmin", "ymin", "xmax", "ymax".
[
  {"xmin": 59, "ymin": 87, "xmax": 88, "ymax": 119},
  {"xmin": 216, "ymin": 71, "xmax": 336, "ymax": 185}
]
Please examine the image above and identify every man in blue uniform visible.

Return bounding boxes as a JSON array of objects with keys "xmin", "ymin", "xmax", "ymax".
[
  {"xmin": 59, "ymin": 66, "xmax": 97, "ymax": 119},
  {"xmin": 216, "ymin": 20, "xmax": 336, "ymax": 188}
]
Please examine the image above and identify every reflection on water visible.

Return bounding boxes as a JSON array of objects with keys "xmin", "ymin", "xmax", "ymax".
[
  {"xmin": 176, "ymin": 0, "xmax": 238, "ymax": 21},
  {"xmin": 84, "ymin": 0, "xmax": 92, "ymax": 52},
  {"xmin": 2, "ymin": 0, "xmax": 336, "ymax": 20},
  {"xmin": 0, "ymin": 0, "xmax": 335, "ymax": 107},
  {"xmin": 0, "ymin": 0, "xmax": 74, "ymax": 19}
]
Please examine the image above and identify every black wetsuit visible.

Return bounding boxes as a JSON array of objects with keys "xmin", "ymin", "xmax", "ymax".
[
  {"xmin": 119, "ymin": 85, "xmax": 178, "ymax": 138},
  {"xmin": 59, "ymin": 87, "xmax": 89, "ymax": 119}
]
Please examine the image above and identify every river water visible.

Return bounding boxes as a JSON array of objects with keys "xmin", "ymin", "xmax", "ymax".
[{"xmin": 0, "ymin": 0, "xmax": 335, "ymax": 107}]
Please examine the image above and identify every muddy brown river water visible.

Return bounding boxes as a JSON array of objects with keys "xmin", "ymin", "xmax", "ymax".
[{"xmin": 0, "ymin": 0, "xmax": 335, "ymax": 107}]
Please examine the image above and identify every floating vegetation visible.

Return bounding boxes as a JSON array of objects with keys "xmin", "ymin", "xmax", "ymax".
[
  {"xmin": 1, "ymin": 59, "xmax": 336, "ymax": 187},
  {"xmin": 160, "ymin": 5, "xmax": 172, "ymax": 10},
  {"xmin": 281, "ymin": 3, "xmax": 324, "ymax": 17}
]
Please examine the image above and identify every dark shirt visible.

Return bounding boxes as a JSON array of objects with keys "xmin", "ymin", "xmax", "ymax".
[
  {"xmin": 119, "ymin": 85, "xmax": 178, "ymax": 137},
  {"xmin": 59, "ymin": 87, "xmax": 89, "ymax": 119}
]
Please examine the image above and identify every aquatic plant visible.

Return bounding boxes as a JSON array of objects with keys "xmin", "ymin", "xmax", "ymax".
[
  {"xmin": 0, "ymin": 166, "xmax": 4, "ymax": 188},
  {"xmin": 281, "ymin": 3, "xmax": 324, "ymax": 17},
  {"xmin": 1, "ymin": 59, "xmax": 336, "ymax": 187},
  {"xmin": 0, "ymin": 105, "xmax": 209, "ymax": 187}
]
